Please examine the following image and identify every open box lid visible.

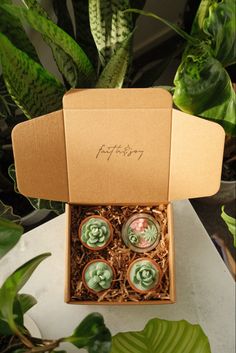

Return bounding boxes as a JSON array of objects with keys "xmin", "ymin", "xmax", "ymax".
[{"xmin": 12, "ymin": 88, "xmax": 225, "ymax": 204}]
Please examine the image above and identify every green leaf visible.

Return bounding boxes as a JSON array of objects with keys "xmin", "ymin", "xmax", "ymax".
[
  {"xmin": 89, "ymin": 0, "xmax": 133, "ymax": 67},
  {"xmin": 191, "ymin": 0, "xmax": 236, "ymax": 66},
  {"xmin": 173, "ymin": 44, "xmax": 236, "ymax": 135},
  {"xmin": 221, "ymin": 206, "xmax": 236, "ymax": 247},
  {"xmin": 0, "ymin": 0, "xmax": 39, "ymax": 62},
  {"xmin": 96, "ymin": 34, "xmax": 133, "ymax": 88},
  {"xmin": 111, "ymin": 317, "xmax": 211, "ymax": 353},
  {"xmin": 125, "ymin": 9, "xmax": 198, "ymax": 44},
  {"xmin": 130, "ymin": 0, "xmax": 147, "ymax": 24},
  {"xmin": 2, "ymin": 4, "xmax": 95, "ymax": 88},
  {"xmin": 0, "ymin": 253, "xmax": 51, "ymax": 334},
  {"xmin": 0, "ymin": 217, "xmax": 23, "ymax": 259},
  {"xmin": 0, "ymin": 200, "xmax": 21, "ymax": 223},
  {"xmin": 17, "ymin": 293, "xmax": 37, "ymax": 314},
  {"xmin": 64, "ymin": 312, "xmax": 111, "ymax": 353},
  {"xmin": 0, "ymin": 32, "xmax": 65, "ymax": 118},
  {"xmin": 52, "ymin": 0, "xmax": 74, "ymax": 38},
  {"xmin": 71, "ymin": 0, "xmax": 98, "ymax": 68}
]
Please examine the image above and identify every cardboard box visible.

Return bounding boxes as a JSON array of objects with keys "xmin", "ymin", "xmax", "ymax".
[{"xmin": 12, "ymin": 88, "xmax": 225, "ymax": 305}]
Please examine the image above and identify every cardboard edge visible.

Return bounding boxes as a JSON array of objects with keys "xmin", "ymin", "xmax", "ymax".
[
  {"xmin": 64, "ymin": 204, "xmax": 72, "ymax": 303},
  {"xmin": 167, "ymin": 203, "xmax": 176, "ymax": 303}
]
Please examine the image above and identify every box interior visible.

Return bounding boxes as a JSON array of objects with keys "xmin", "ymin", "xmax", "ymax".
[{"xmin": 65, "ymin": 203, "xmax": 175, "ymax": 305}]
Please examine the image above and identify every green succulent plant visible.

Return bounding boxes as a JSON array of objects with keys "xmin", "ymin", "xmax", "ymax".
[
  {"xmin": 132, "ymin": 261, "xmax": 158, "ymax": 290},
  {"xmin": 143, "ymin": 224, "xmax": 158, "ymax": 242},
  {"xmin": 81, "ymin": 218, "xmax": 110, "ymax": 248},
  {"xmin": 84, "ymin": 261, "xmax": 113, "ymax": 292}
]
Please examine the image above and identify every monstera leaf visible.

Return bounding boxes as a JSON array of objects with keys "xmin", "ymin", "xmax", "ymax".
[{"xmin": 111, "ymin": 317, "xmax": 211, "ymax": 353}]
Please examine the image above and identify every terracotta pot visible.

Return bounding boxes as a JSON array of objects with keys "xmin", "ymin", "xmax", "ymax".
[
  {"xmin": 78, "ymin": 215, "xmax": 113, "ymax": 250},
  {"xmin": 82, "ymin": 259, "xmax": 115, "ymax": 294},
  {"xmin": 127, "ymin": 257, "xmax": 162, "ymax": 294}
]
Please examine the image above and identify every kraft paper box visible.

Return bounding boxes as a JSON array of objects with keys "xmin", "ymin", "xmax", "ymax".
[{"xmin": 12, "ymin": 88, "xmax": 225, "ymax": 305}]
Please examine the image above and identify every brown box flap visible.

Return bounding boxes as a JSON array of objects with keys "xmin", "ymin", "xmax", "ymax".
[
  {"xmin": 12, "ymin": 110, "xmax": 69, "ymax": 201},
  {"xmin": 12, "ymin": 89, "xmax": 225, "ymax": 204},
  {"xmin": 169, "ymin": 109, "xmax": 225, "ymax": 200}
]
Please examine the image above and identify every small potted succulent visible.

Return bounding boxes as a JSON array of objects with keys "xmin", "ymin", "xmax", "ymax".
[
  {"xmin": 82, "ymin": 259, "xmax": 115, "ymax": 294},
  {"xmin": 127, "ymin": 258, "xmax": 162, "ymax": 293},
  {"xmin": 79, "ymin": 216, "xmax": 113, "ymax": 250}
]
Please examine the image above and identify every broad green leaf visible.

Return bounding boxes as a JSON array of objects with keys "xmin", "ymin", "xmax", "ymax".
[
  {"xmin": 0, "ymin": 0, "xmax": 39, "ymax": 62},
  {"xmin": 89, "ymin": 0, "xmax": 133, "ymax": 67},
  {"xmin": 17, "ymin": 293, "xmax": 37, "ymax": 314},
  {"xmin": 173, "ymin": 44, "xmax": 236, "ymax": 135},
  {"xmin": 21, "ymin": 0, "xmax": 78, "ymax": 88},
  {"xmin": 111, "ymin": 317, "xmax": 211, "ymax": 353},
  {"xmin": 64, "ymin": 313, "xmax": 111, "ymax": 353},
  {"xmin": 191, "ymin": 0, "xmax": 236, "ymax": 66},
  {"xmin": 221, "ymin": 206, "xmax": 236, "ymax": 247},
  {"xmin": 0, "ymin": 32, "xmax": 65, "ymax": 118},
  {"xmin": 71, "ymin": 0, "xmax": 98, "ymax": 68},
  {"xmin": 52, "ymin": 0, "xmax": 74, "ymax": 38},
  {"xmin": 0, "ymin": 299, "xmax": 23, "ymax": 335},
  {"xmin": 0, "ymin": 217, "xmax": 23, "ymax": 259},
  {"xmin": 0, "ymin": 200, "xmax": 21, "ymax": 223},
  {"xmin": 0, "ymin": 75, "xmax": 17, "ymax": 119},
  {"xmin": 0, "ymin": 253, "xmax": 51, "ymax": 334},
  {"xmin": 3, "ymin": 4, "xmax": 95, "ymax": 88},
  {"xmin": 96, "ymin": 34, "xmax": 133, "ymax": 88}
]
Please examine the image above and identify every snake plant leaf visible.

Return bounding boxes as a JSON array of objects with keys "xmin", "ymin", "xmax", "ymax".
[
  {"xmin": 111, "ymin": 317, "xmax": 211, "ymax": 353},
  {"xmin": 89, "ymin": 0, "xmax": 133, "ymax": 67},
  {"xmin": 221, "ymin": 206, "xmax": 236, "ymax": 247},
  {"xmin": 0, "ymin": 217, "xmax": 23, "ymax": 259},
  {"xmin": 96, "ymin": 34, "xmax": 133, "ymax": 88},
  {"xmin": 191, "ymin": 0, "xmax": 236, "ymax": 67},
  {"xmin": 0, "ymin": 0, "xmax": 39, "ymax": 62},
  {"xmin": 3, "ymin": 4, "xmax": 95, "ymax": 88},
  {"xmin": 71, "ymin": 0, "xmax": 98, "ymax": 68},
  {"xmin": 52, "ymin": 0, "xmax": 74, "ymax": 38},
  {"xmin": 0, "ymin": 32, "xmax": 65, "ymax": 118},
  {"xmin": 64, "ymin": 313, "xmax": 111, "ymax": 353},
  {"xmin": 173, "ymin": 44, "xmax": 236, "ymax": 135},
  {"xmin": 0, "ymin": 253, "xmax": 51, "ymax": 334}
]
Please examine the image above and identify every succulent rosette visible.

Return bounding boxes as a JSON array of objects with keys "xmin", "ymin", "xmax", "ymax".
[
  {"xmin": 128, "ymin": 259, "xmax": 160, "ymax": 292},
  {"xmin": 80, "ymin": 216, "xmax": 112, "ymax": 249},
  {"xmin": 83, "ymin": 261, "xmax": 114, "ymax": 292}
]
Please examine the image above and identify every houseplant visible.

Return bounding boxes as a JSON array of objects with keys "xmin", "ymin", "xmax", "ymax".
[
  {"xmin": 0, "ymin": 0, "xmax": 147, "ymax": 229},
  {"xmin": 127, "ymin": 0, "xmax": 236, "ymax": 203}
]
